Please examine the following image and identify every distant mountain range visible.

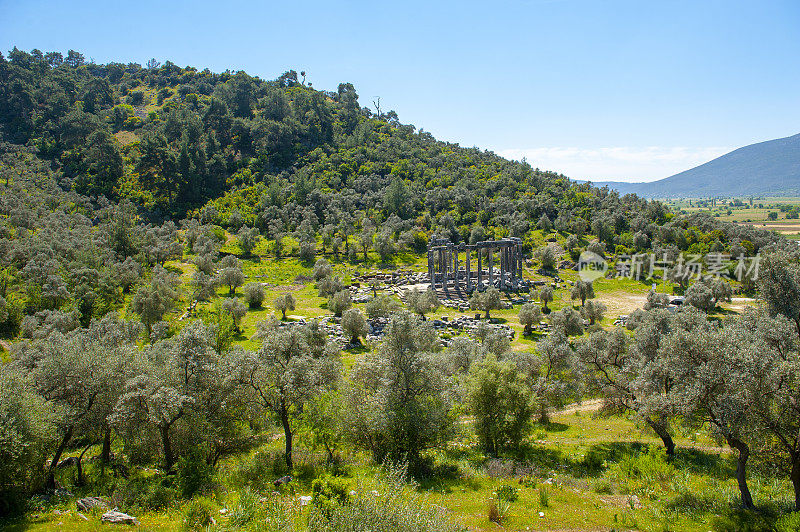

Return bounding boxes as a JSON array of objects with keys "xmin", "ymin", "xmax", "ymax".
[{"xmin": 584, "ymin": 133, "xmax": 800, "ymax": 198}]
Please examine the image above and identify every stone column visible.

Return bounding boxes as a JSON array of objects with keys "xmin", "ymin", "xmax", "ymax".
[
  {"xmin": 465, "ymin": 247, "xmax": 472, "ymax": 291},
  {"xmin": 499, "ymin": 246, "xmax": 505, "ymax": 289},
  {"xmin": 453, "ymin": 247, "xmax": 458, "ymax": 284},
  {"xmin": 428, "ymin": 249, "xmax": 434, "ymax": 289},
  {"xmin": 438, "ymin": 248, "xmax": 444, "ymax": 288},
  {"xmin": 477, "ymin": 247, "xmax": 482, "ymax": 286},
  {"xmin": 509, "ymin": 246, "xmax": 516, "ymax": 281},
  {"xmin": 444, "ymin": 248, "xmax": 449, "ymax": 286},
  {"xmin": 488, "ymin": 247, "xmax": 494, "ymax": 287}
]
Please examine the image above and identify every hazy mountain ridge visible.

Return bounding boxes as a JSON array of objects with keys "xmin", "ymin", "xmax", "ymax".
[{"xmin": 586, "ymin": 133, "xmax": 800, "ymax": 198}]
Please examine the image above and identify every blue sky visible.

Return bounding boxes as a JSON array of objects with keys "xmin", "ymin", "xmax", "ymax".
[{"xmin": 1, "ymin": 0, "xmax": 798, "ymax": 182}]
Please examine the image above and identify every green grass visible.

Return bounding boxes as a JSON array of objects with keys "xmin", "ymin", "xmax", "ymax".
[
  {"xmin": 6, "ymin": 406, "xmax": 794, "ymax": 532},
  {"xmin": 24, "ymin": 231, "xmax": 786, "ymax": 532}
]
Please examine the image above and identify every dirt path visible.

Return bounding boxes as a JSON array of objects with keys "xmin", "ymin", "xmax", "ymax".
[
  {"xmin": 553, "ymin": 398, "xmax": 604, "ymax": 416},
  {"xmin": 722, "ymin": 297, "xmax": 756, "ymax": 312},
  {"xmin": 599, "ymin": 293, "xmax": 646, "ymax": 317}
]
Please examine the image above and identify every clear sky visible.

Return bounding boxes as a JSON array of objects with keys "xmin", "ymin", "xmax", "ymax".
[{"xmin": 1, "ymin": 0, "xmax": 798, "ymax": 182}]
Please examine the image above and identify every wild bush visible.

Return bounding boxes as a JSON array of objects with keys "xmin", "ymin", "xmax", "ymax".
[{"xmin": 307, "ymin": 464, "xmax": 462, "ymax": 532}]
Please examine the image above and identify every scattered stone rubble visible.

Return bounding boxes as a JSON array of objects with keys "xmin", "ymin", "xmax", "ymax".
[
  {"xmin": 352, "ymin": 270, "xmax": 430, "ymax": 288},
  {"xmin": 101, "ymin": 510, "xmax": 139, "ymax": 525},
  {"xmin": 76, "ymin": 497, "xmax": 109, "ymax": 512},
  {"xmin": 275, "ymin": 312, "xmax": 516, "ymax": 346},
  {"xmin": 429, "ymin": 315, "xmax": 515, "ymax": 342}
]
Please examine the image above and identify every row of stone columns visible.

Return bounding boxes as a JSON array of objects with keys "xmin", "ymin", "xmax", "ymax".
[{"xmin": 428, "ymin": 239, "xmax": 524, "ymax": 292}]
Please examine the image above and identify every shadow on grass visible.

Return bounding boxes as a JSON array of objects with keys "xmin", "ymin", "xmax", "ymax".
[
  {"xmin": 534, "ymin": 421, "xmax": 569, "ymax": 433},
  {"xmin": 674, "ymin": 447, "xmax": 732, "ymax": 480},
  {"xmin": 417, "ymin": 462, "xmax": 483, "ymax": 493},
  {"xmin": 344, "ymin": 343, "xmax": 370, "ymax": 355},
  {"xmin": 0, "ymin": 518, "xmax": 34, "ymax": 532},
  {"xmin": 521, "ymin": 331, "xmax": 547, "ymax": 341}
]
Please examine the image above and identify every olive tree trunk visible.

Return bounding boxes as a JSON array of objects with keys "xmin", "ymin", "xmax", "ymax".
[{"xmin": 726, "ymin": 435, "xmax": 754, "ymax": 509}]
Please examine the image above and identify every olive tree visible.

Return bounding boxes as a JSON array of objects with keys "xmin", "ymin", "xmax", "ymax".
[
  {"xmin": 570, "ymin": 280, "xmax": 595, "ymax": 306},
  {"xmin": 342, "ymin": 307, "xmax": 368, "ymax": 345},
  {"xmin": 132, "ymin": 266, "xmax": 178, "ymax": 336},
  {"xmin": 23, "ymin": 320, "xmax": 135, "ymax": 486},
  {"xmin": 312, "ymin": 258, "xmax": 332, "ymax": 281},
  {"xmin": 221, "ymin": 298, "xmax": 247, "ymax": 331},
  {"xmin": 328, "ymin": 290, "xmax": 352, "ymax": 317},
  {"xmin": 194, "ymin": 252, "xmax": 217, "ymax": 276},
  {"xmin": 217, "ymin": 255, "xmax": 245, "ymax": 296},
  {"xmin": 537, "ymin": 244, "xmax": 558, "ymax": 270},
  {"xmin": 301, "ymin": 389, "xmax": 347, "ymax": 466},
  {"xmin": 374, "ymin": 230, "xmax": 396, "ymax": 262},
  {"xmin": 227, "ymin": 322, "xmax": 341, "ymax": 468},
  {"xmin": 0, "ymin": 368, "xmax": 55, "ymax": 511},
  {"xmin": 710, "ymin": 278, "xmax": 733, "ymax": 306},
  {"xmin": 467, "ymin": 354, "xmax": 533, "ymax": 456},
  {"xmin": 317, "ymin": 275, "xmax": 344, "ymax": 298},
  {"xmin": 406, "ymin": 287, "xmax": 440, "ymax": 318},
  {"xmin": 684, "ymin": 281, "xmax": 715, "ymax": 312},
  {"xmin": 347, "ymin": 312, "xmax": 453, "ymax": 473},
  {"xmin": 237, "ymin": 225, "xmax": 260, "ymax": 256},
  {"xmin": 191, "ymin": 270, "xmax": 217, "ymax": 301},
  {"xmin": 508, "ymin": 328, "xmax": 583, "ymax": 422},
  {"xmin": 143, "ymin": 222, "xmax": 183, "ymax": 267},
  {"xmin": 539, "ymin": 285, "xmax": 554, "ymax": 312},
  {"xmin": 550, "ymin": 307, "xmax": 584, "ymax": 336},
  {"xmin": 748, "ymin": 254, "xmax": 800, "ymax": 509},
  {"xmin": 518, "ymin": 302, "xmax": 542, "ymax": 335},
  {"xmin": 576, "ymin": 327, "xmax": 676, "ymax": 456},
  {"xmin": 470, "ymin": 287, "xmax": 502, "ymax": 319},
  {"xmin": 628, "ymin": 308, "xmax": 720, "ymax": 457},
  {"xmin": 654, "ymin": 312, "xmax": 759, "ymax": 508},
  {"xmin": 643, "ymin": 290, "xmax": 671, "ymax": 310},
  {"xmin": 440, "ymin": 336, "xmax": 482, "ymax": 375},
  {"xmin": 243, "ymin": 282, "xmax": 265, "ymax": 309},
  {"xmin": 114, "ymin": 321, "xmax": 225, "ymax": 472},
  {"xmin": 581, "ymin": 299, "xmax": 607, "ymax": 326},
  {"xmin": 365, "ymin": 294, "xmax": 401, "ymax": 319},
  {"xmin": 758, "ymin": 252, "xmax": 800, "ymax": 336},
  {"xmin": 274, "ymin": 293, "xmax": 296, "ymax": 320}
]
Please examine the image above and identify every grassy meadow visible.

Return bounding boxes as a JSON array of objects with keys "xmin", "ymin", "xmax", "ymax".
[{"xmin": 2, "ymin": 228, "xmax": 785, "ymax": 532}]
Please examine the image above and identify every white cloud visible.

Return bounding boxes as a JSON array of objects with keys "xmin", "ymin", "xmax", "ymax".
[{"xmin": 496, "ymin": 146, "xmax": 733, "ymax": 183}]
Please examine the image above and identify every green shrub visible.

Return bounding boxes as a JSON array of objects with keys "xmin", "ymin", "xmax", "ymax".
[
  {"xmin": 495, "ymin": 484, "xmax": 518, "ymax": 503},
  {"xmin": 110, "ymin": 478, "xmax": 178, "ymax": 512},
  {"xmin": 580, "ymin": 448, "xmax": 606, "ymax": 476},
  {"xmin": 538, "ymin": 486, "xmax": 550, "ymax": 508},
  {"xmin": 182, "ymin": 497, "xmax": 215, "ymax": 531},
  {"xmin": 607, "ymin": 445, "xmax": 675, "ymax": 498},
  {"xmin": 308, "ymin": 464, "xmax": 462, "ymax": 532},
  {"xmin": 227, "ymin": 487, "xmax": 259, "ymax": 528},
  {"xmin": 128, "ymin": 91, "xmax": 145, "ymax": 105},
  {"xmin": 147, "ymin": 485, "xmax": 178, "ymax": 510},
  {"xmin": 230, "ymin": 450, "xmax": 289, "ymax": 491},
  {"xmin": 592, "ymin": 479, "xmax": 613, "ymax": 494},
  {"xmin": 177, "ymin": 444, "xmax": 214, "ymax": 499},
  {"xmin": 776, "ymin": 512, "xmax": 800, "ymax": 532},
  {"xmin": 312, "ymin": 475, "xmax": 351, "ymax": 517}
]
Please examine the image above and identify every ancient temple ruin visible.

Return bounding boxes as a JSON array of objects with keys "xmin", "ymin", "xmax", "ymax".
[{"xmin": 427, "ymin": 238, "xmax": 526, "ymax": 294}]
